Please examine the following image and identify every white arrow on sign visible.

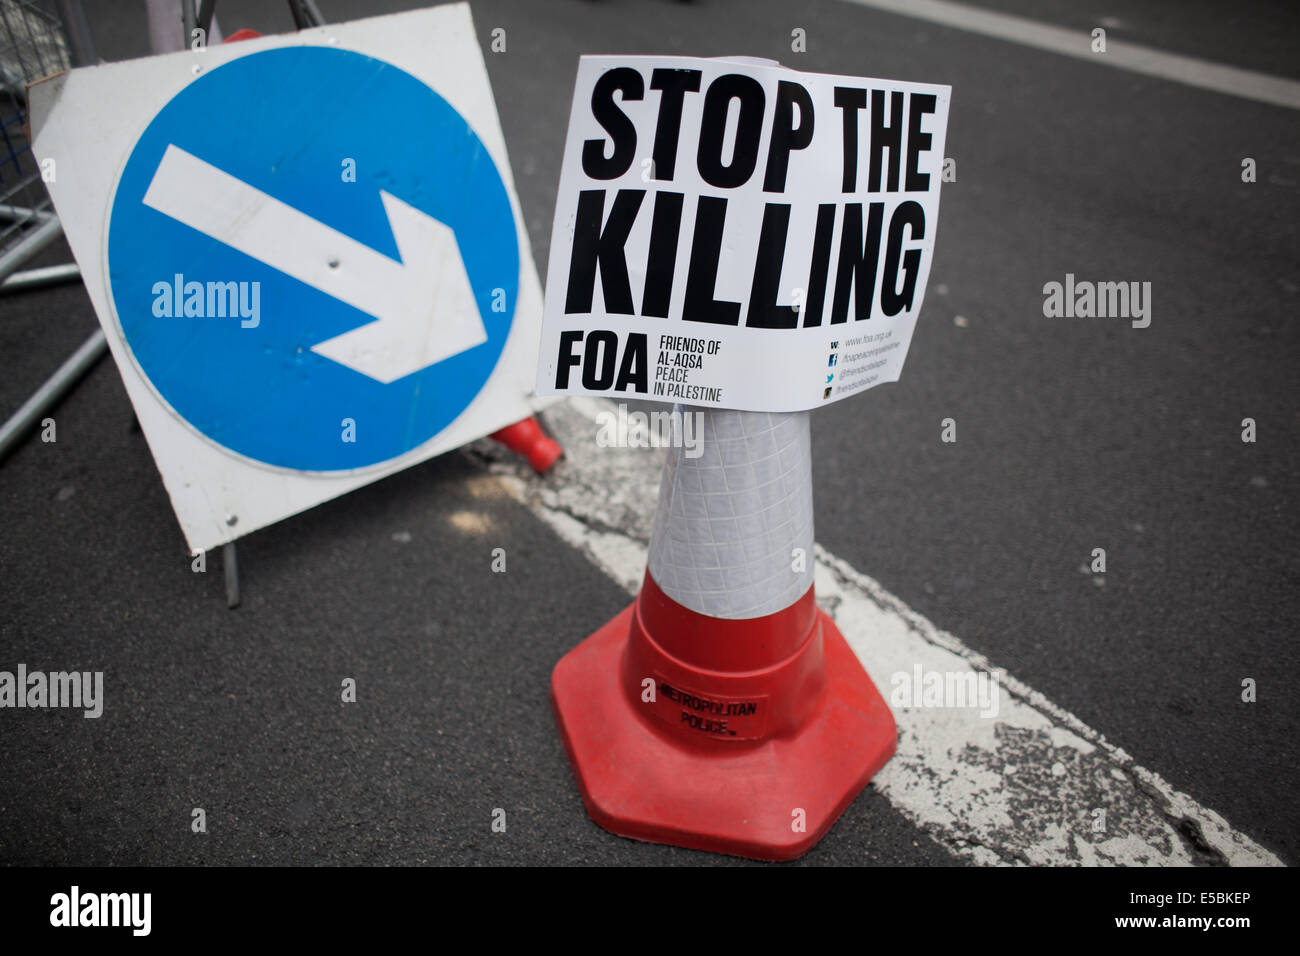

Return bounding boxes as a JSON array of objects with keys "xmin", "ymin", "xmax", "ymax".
[{"xmin": 141, "ymin": 144, "xmax": 488, "ymax": 384}]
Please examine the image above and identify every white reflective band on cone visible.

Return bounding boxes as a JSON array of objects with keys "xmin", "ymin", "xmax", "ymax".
[{"xmin": 647, "ymin": 407, "xmax": 815, "ymax": 620}]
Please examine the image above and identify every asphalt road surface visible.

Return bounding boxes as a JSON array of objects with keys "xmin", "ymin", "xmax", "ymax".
[{"xmin": 1, "ymin": 0, "xmax": 1295, "ymax": 866}]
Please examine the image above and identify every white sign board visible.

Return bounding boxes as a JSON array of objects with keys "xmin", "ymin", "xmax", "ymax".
[
  {"xmin": 536, "ymin": 55, "xmax": 951, "ymax": 411},
  {"xmin": 29, "ymin": 4, "xmax": 549, "ymax": 555}
]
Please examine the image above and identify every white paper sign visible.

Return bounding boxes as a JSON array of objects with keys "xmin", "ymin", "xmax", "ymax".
[{"xmin": 537, "ymin": 55, "xmax": 951, "ymax": 411}]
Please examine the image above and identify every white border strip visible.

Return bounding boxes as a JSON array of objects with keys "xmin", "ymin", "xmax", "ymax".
[{"xmin": 841, "ymin": 0, "xmax": 1300, "ymax": 111}]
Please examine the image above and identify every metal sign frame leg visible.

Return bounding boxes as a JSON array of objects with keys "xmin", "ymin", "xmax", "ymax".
[{"xmin": 0, "ymin": 2, "xmax": 99, "ymax": 463}]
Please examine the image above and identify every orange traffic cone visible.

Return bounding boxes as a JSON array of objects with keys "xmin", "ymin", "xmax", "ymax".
[
  {"xmin": 490, "ymin": 415, "xmax": 562, "ymax": 474},
  {"xmin": 551, "ymin": 407, "xmax": 896, "ymax": 860}
]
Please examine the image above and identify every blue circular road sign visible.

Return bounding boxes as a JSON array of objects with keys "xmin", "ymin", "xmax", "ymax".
[{"xmin": 107, "ymin": 46, "xmax": 519, "ymax": 472}]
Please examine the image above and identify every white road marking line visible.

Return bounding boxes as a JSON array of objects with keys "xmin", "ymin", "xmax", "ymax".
[
  {"xmin": 840, "ymin": 0, "xmax": 1300, "ymax": 111},
  {"xmin": 478, "ymin": 398, "xmax": 1282, "ymax": 865}
]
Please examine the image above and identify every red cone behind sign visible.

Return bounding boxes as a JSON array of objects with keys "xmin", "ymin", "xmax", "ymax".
[
  {"xmin": 551, "ymin": 408, "xmax": 896, "ymax": 860},
  {"xmin": 490, "ymin": 416, "xmax": 562, "ymax": 474}
]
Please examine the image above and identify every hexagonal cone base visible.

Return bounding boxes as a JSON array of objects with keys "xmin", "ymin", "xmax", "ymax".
[{"xmin": 551, "ymin": 603, "xmax": 897, "ymax": 861}]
